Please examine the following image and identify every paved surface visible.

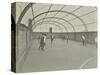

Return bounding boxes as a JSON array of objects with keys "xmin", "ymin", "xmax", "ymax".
[{"xmin": 17, "ymin": 39, "xmax": 97, "ymax": 73}]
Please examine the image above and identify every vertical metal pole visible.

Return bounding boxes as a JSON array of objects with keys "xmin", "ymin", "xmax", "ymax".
[{"xmin": 26, "ymin": 30, "xmax": 27, "ymax": 50}]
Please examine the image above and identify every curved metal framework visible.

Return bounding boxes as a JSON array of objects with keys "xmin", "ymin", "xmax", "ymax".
[
  {"xmin": 32, "ymin": 17, "xmax": 76, "ymax": 32},
  {"xmin": 17, "ymin": 3, "xmax": 96, "ymax": 32},
  {"xmin": 33, "ymin": 22, "xmax": 64, "ymax": 32},
  {"xmin": 31, "ymin": 10, "xmax": 88, "ymax": 31},
  {"xmin": 17, "ymin": 3, "xmax": 35, "ymax": 25},
  {"xmin": 33, "ymin": 20, "xmax": 69, "ymax": 32}
]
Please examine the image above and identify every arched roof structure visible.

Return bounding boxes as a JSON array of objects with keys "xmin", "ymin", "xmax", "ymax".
[{"xmin": 15, "ymin": 2, "xmax": 97, "ymax": 32}]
